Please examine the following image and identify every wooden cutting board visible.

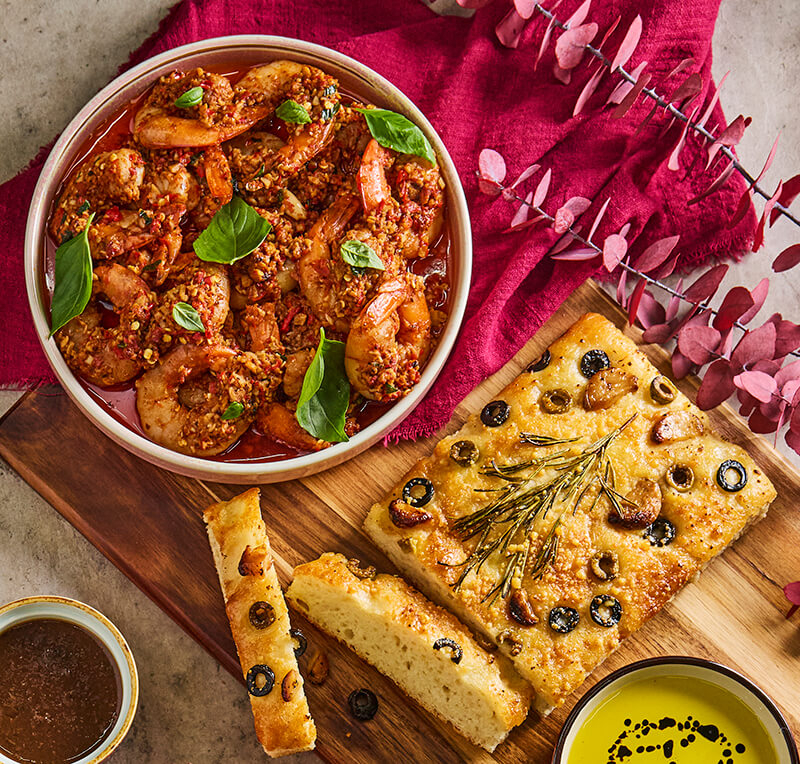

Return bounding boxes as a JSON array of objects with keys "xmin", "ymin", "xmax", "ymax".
[{"xmin": 1, "ymin": 279, "xmax": 798, "ymax": 763}]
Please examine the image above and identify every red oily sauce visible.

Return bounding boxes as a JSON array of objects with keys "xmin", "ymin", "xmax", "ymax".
[
  {"xmin": 44, "ymin": 60, "xmax": 453, "ymax": 463},
  {"xmin": 0, "ymin": 619, "xmax": 121, "ymax": 764}
]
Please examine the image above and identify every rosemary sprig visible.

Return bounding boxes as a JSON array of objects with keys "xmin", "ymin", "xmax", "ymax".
[
  {"xmin": 519, "ymin": 433, "xmax": 581, "ymax": 447},
  {"xmin": 448, "ymin": 414, "xmax": 637, "ymax": 603}
]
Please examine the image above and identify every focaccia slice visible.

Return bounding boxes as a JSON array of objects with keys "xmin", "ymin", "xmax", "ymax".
[
  {"xmin": 286, "ymin": 552, "xmax": 532, "ymax": 752},
  {"xmin": 365, "ymin": 313, "xmax": 776, "ymax": 714},
  {"xmin": 203, "ymin": 488, "xmax": 316, "ymax": 757}
]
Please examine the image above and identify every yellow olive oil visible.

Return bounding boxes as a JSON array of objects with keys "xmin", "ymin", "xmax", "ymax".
[{"xmin": 567, "ymin": 674, "xmax": 778, "ymax": 764}]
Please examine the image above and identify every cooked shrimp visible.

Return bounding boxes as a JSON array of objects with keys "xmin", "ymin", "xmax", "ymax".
[
  {"xmin": 241, "ymin": 302, "xmax": 283, "ymax": 352},
  {"xmin": 344, "ymin": 274, "xmax": 431, "ymax": 401},
  {"xmin": 187, "ymin": 145, "xmax": 233, "ymax": 228},
  {"xmin": 135, "ymin": 343, "xmax": 282, "ymax": 456},
  {"xmin": 282, "ymin": 348, "xmax": 315, "ymax": 399},
  {"xmin": 256, "ymin": 402, "xmax": 328, "ymax": 452},
  {"xmin": 358, "ymin": 139, "xmax": 394, "ymax": 212},
  {"xmin": 50, "ymin": 149, "xmax": 145, "ymax": 243},
  {"xmin": 142, "ymin": 161, "xmax": 199, "ymax": 209},
  {"xmin": 88, "ymin": 203, "xmax": 184, "ymax": 261},
  {"xmin": 56, "ymin": 264, "xmax": 154, "ymax": 387}
]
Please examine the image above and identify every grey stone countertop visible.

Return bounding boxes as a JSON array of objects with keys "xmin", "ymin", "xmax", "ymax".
[{"xmin": 0, "ymin": 1, "xmax": 798, "ymax": 762}]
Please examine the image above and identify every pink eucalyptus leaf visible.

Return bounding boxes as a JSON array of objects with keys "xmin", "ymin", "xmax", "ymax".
[
  {"xmin": 553, "ymin": 206, "xmax": 575, "ymax": 235},
  {"xmin": 533, "ymin": 168, "xmax": 552, "ymax": 208},
  {"xmin": 636, "ymin": 290, "xmax": 666, "ymax": 329},
  {"xmin": 642, "ymin": 321, "xmax": 674, "ymax": 344},
  {"xmin": 754, "ymin": 132, "xmax": 781, "ymax": 185},
  {"xmin": 696, "ymin": 359, "xmax": 735, "ymax": 409},
  {"xmin": 774, "ymin": 320, "xmax": 800, "ymax": 359},
  {"xmin": 706, "ymin": 115, "xmax": 750, "ymax": 170},
  {"xmin": 784, "ymin": 582, "xmax": 800, "ymax": 618},
  {"xmin": 574, "ymin": 68, "xmax": 605, "ymax": 116},
  {"xmin": 776, "ymin": 359, "xmax": 800, "ymax": 387},
  {"xmin": 727, "ymin": 187, "xmax": 754, "ymax": 230},
  {"xmin": 668, "ymin": 106, "xmax": 699, "ymax": 171},
  {"xmin": 536, "ymin": 16, "xmax": 558, "ymax": 68},
  {"xmin": 633, "ymin": 236, "xmax": 680, "ymax": 273},
  {"xmin": 495, "ymin": 8, "xmax": 527, "ymax": 49},
  {"xmin": 772, "ymin": 244, "xmax": 800, "ymax": 273},
  {"xmin": 478, "ymin": 148, "xmax": 507, "ymax": 184},
  {"xmin": 719, "ymin": 327, "xmax": 734, "ymax": 357},
  {"xmin": 456, "ymin": 0, "xmax": 495, "ymax": 7},
  {"xmin": 683, "ymin": 264, "xmax": 729, "ymax": 303},
  {"xmin": 731, "ymin": 322, "xmax": 777, "ymax": 369},
  {"xmin": 697, "ymin": 70, "xmax": 729, "ymax": 129},
  {"xmin": 677, "ymin": 325, "xmax": 721, "ymax": 365},
  {"xmin": 612, "ymin": 71, "xmax": 652, "ymax": 119},
  {"xmin": 669, "ymin": 72, "xmax": 703, "ymax": 106},
  {"xmin": 502, "ymin": 213, "xmax": 547, "ymax": 234},
  {"xmin": 602, "ymin": 233, "xmax": 628, "ymax": 272},
  {"xmin": 513, "ymin": 0, "xmax": 538, "ymax": 19},
  {"xmin": 667, "ymin": 57, "xmax": 695, "ymax": 79},
  {"xmin": 671, "ymin": 349, "xmax": 693, "ymax": 379},
  {"xmin": 509, "ymin": 163, "xmax": 541, "ymax": 190},
  {"xmin": 553, "ymin": 63, "xmax": 572, "ymax": 85},
  {"xmin": 627, "ymin": 277, "xmax": 647, "ymax": 326},
  {"xmin": 713, "ymin": 286, "xmax": 754, "ymax": 331},
  {"xmin": 739, "ymin": 278, "xmax": 769, "ymax": 324},
  {"xmin": 754, "ymin": 181, "xmax": 783, "ymax": 252},
  {"xmin": 748, "ymin": 409, "xmax": 780, "ymax": 434},
  {"xmin": 550, "ymin": 232, "xmax": 576, "ymax": 254},
  {"xmin": 733, "ymin": 370, "xmax": 777, "ymax": 403},
  {"xmin": 785, "ymin": 427, "xmax": 800, "ymax": 457},
  {"xmin": 555, "ymin": 23, "xmax": 599, "ymax": 69},
  {"xmin": 616, "ymin": 264, "xmax": 628, "ymax": 308},
  {"xmin": 752, "ymin": 358, "xmax": 782, "ymax": 376},
  {"xmin": 610, "ymin": 14, "xmax": 642, "ymax": 71},
  {"xmin": 666, "ymin": 278, "xmax": 684, "ymax": 321},
  {"xmin": 509, "ymin": 190, "xmax": 534, "ymax": 228},
  {"xmin": 737, "ymin": 387, "xmax": 759, "ymax": 417},
  {"xmin": 565, "ymin": 0, "xmax": 592, "ymax": 27},
  {"xmin": 587, "ymin": 198, "xmax": 611, "ymax": 242},
  {"xmin": 607, "ymin": 61, "xmax": 648, "ymax": 105},
  {"xmin": 550, "ymin": 247, "xmax": 600, "ymax": 261},
  {"xmin": 596, "ymin": 15, "xmax": 621, "ymax": 51},
  {"xmin": 769, "ymin": 173, "xmax": 800, "ymax": 226},
  {"xmin": 618, "ymin": 222, "xmax": 632, "ymax": 238},
  {"xmin": 688, "ymin": 160, "xmax": 736, "ymax": 206},
  {"xmin": 478, "ymin": 178, "xmax": 503, "ymax": 196}
]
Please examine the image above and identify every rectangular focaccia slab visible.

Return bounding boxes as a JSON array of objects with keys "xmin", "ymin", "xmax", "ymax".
[
  {"xmin": 204, "ymin": 488, "xmax": 316, "ymax": 758},
  {"xmin": 365, "ymin": 313, "xmax": 776, "ymax": 714}
]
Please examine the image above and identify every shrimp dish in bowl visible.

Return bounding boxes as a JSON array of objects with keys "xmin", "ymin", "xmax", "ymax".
[{"xmin": 26, "ymin": 37, "xmax": 471, "ymax": 482}]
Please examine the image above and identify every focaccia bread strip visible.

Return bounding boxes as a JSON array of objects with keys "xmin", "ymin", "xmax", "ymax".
[
  {"xmin": 365, "ymin": 313, "xmax": 776, "ymax": 714},
  {"xmin": 203, "ymin": 488, "xmax": 316, "ymax": 758},
  {"xmin": 286, "ymin": 552, "xmax": 532, "ymax": 752}
]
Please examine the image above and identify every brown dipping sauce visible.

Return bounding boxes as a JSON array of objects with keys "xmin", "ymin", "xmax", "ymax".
[{"xmin": 0, "ymin": 619, "xmax": 121, "ymax": 764}]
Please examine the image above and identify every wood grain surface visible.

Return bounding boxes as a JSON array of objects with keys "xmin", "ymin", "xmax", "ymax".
[{"xmin": 1, "ymin": 280, "xmax": 798, "ymax": 763}]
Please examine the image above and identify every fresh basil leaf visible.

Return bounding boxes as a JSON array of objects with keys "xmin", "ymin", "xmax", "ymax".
[
  {"xmin": 49, "ymin": 213, "xmax": 95, "ymax": 336},
  {"xmin": 340, "ymin": 239, "xmax": 385, "ymax": 272},
  {"xmin": 174, "ymin": 86, "xmax": 204, "ymax": 109},
  {"xmin": 275, "ymin": 99, "xmax": 311, "ymax": 124},
  {"xmin": 354, "ymin": 107, "xmax": 436, "ymax": 165},
  {"xmin": 77, "ymin": 200, "xmax": 90, "ymax": 214},
  {"xmin": 193, "ymin": 197, "xmax": 271, "ymax": 264},
  {"xmin": 296, "ymin": 328, "xmax": 350, "ymax": 443},
  {"xmin": 172, "ymin": 302, "xmax": 205, "ymax": 332},
  {"xmin": 221, "ymin": 401, "xmax": 244, "ymax": 420}
]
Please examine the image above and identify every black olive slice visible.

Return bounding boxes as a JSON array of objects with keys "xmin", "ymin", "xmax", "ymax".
[
  {"xmin": 717, "ymin": 459, "xmax": 747, "ymax": 492},
  {"xmin": 590, "ymin": 595, "xmax": 622, "ymax": 627},
  {"xmin": 246, "ymin": 664, "xmax": 275, "ymax": 697},
  {"xmin": 527, "ymin": 349, "xmax": 551, "ymax": 373},
  {"xmin": 644, "ymin": 517, "xmax": 676, "ymax": 547},
  {"xmin": 249, "ymin": 601, "xmax": 276, "ymax": 630},
  {"xmin": 450, "ymin": 439, "xmax": 480, "ymax": 466},
  {"xmin": 549, "ymin": 606, "xmax": 580, "ymax": 633},
  {"xmin": 650, "ymin": 375, "xmax": 677, "ymax": 405},
  {"xmin": 666, "ymin": 464, "xmax": 694, "ymax": 492},
  {"xmin": 580, "ymin": 349, "xmax": 611, "ymax": 378},
  {"xmin": 590, "ymin": 550, "xmax": 619, "ymax": 581},
  {"xmin": 540, "ymin": 388, "xmax": 572, "ymax": 414},
  {"xmin": 348, "ymin": 688, "xmax": 379, "ymax": 720},
  {"xmin": 402, "ymin": 477, "xmax": 434, "ymax": 507},
  {"xmin": 432, "ymin": 638, "xmax": 463, "ymax": 664},
  {"xmin": 289, "ymin": 628, "xmax": 307, "ymax": 658},
  {"xmin": 481, "ymin": 400, "xmax": 510, "ymax": 427}
]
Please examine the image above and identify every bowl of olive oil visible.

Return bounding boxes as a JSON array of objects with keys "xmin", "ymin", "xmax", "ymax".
[{"xmin": 552, "ymin": 657, "xmax": 798, "ymax": 764}]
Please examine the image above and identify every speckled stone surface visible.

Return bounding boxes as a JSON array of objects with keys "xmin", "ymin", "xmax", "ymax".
[{"xmin": 0, "ymin": 1, "xmax": 798, "ymax": 761}]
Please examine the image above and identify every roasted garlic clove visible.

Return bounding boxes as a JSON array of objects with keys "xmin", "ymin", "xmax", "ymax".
[
  {"xmin": 346, "ymin": 558, "xmax": 377, "ymax": 580},
  {"xmin": 610, "ymin": 478, "xmax": 662, "ymax": 529},
  {"xmin": 650, "ymin": 410, "xmax": 704, "ymax": 443},
  {"xmin": 307, "ymin": 650, "xmax": 329, "ymax": 685},
  {"xmin": 508, "ymin": 589, "xmax": 539, "ymax": 627},
  {"xmin": 238, "ymin": 544, "xmax": 269, "ymax": 576},
  {"xmin": 584, "ymin": 368, "xmax": 639, "ymax": 410},
  {"xmin": 388, "ymin": 498, "xmax": 433, "ymax": 528}
]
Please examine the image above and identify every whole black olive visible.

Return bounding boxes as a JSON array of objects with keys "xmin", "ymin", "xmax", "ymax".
[
  {"xmin": 249, "ymin": 601, "xmax": 276, "ymax": 630},
  {"xmin": 246, "ymin": 664, "xmax": 275, "ymax": 697},
  {"xmin": 717, "ymin": 459, "xmax": 747, "ymax": 492},
  {"xmin": 644, "ymin": 517, "xmax": 676, "ymax": 547},
  {"xmin": 348, "ymin": 688, "xmax": 379, "ymax": 720},
  {"xmin": 549, "ymin": 606, "xmax": 580, "ymax": 634},
  {"xmin": 450, "ymin": 439, "xmax": 480, "ymax": 467},
  {"xmin": 481, "ymin": 400, "xmax": 511, "ymax": 427},
  {"xmin": 650, "ymin": 375, "xmax": 677, "ymax": 405},
  {"xmin": 580, "ymin": 349, "xmax": 611, "ymax": 378},
  {"xmin": 527, "ymin": 349, "xmax": 551, "ymax": 373},
  {"xmin": 432, "ymin": 638, "xmax": 463, "ymax": 664},
  {"xmin": 590, "ymin": 595, "xmax": 622, "ymax": 627},
  {"xmin": 289, "ymin": 628, "xmax": 307, "ymax": 658},
  {"xmin": 540, "ymin": 388, "xmax": 572, "ymax": 414},
  {"xmin": 402, "ymin": 477, "xmax": 434, "ymax": 508}
]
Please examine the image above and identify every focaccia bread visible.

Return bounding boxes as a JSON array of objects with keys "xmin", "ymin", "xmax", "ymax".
[
  {"xmin": 365, "ymin": 313, "xmax": 776, "ymax": 714},
  {"xmin": 286, "ymin": 552, "xmax": 532, "ymax": 752},
  {"xmin": 203, "ymin": 488, "xmax": 316, "ymax": 757}
]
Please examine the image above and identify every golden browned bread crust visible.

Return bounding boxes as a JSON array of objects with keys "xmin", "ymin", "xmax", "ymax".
[
  {"xmin": 203, "ymin": 488, "xmax": 316, "ymax": 757},
  {"xmin": 365, "ymin": 313, "xmax": 776, "ymax": 713},
  {"xmin": 286, "ymin": 552, "xmax": 532, "ymax": 751}
]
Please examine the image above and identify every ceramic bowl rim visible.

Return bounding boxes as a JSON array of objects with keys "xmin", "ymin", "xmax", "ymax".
[
  {"xmin": 24, "ymin": 34, "xmax": 472, "ymax": 483},
  {"xmin": 0, "ymin": 595, "xmax": 139, "ymax": 764},
  {"xmin": 551, "ymin": 655, "xmax": 799, "ymax": 763}
]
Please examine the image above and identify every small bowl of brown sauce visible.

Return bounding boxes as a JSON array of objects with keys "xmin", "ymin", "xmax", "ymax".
[{"xmin": 0, "ymin": 596, "xmax": 138, "ymax": 764}]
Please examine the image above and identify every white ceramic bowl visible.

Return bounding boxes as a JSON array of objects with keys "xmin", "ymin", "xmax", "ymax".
[
  {"xmin": 25, "ymin": 35, "xmax": 472, "ymax": 483},
  {"xmin": 0, "ymin": 596, "xmax": 138, "ymax": 764},
  {"xmin": 552, "ymin": 656, "xmax": 798, "ymax": 763}
]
